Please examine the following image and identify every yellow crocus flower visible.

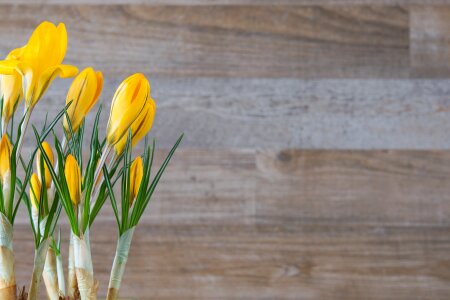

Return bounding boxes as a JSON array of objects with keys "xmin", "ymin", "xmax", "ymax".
[
  {"xmin": 106, "ymin": 73, "xmax": 150, "ymax": 147},
  {"xmin": 1, "ymin": 48, "xmax": 25, "ymax": 125},
  {"xmin": 64, "ymin": 67, "xmax": 103, "ymax": 133},
  {"xmin": 65, "ymin": 154, "xmax": 81, "ymax": 206},
  {"xmin": 29, "ymin": 173, "xmax": 41, "ymax": 211},
  {"xmin": 129, "ymin": 156, "xmax": 143, "ymax": 206},
  {"xmin": 114, "ymin": 97, "xmax": 156, "ymax": 154},
  {"xmin": 36, "ymin": 141, "xmax": 54, "ymax": 189},
  {"xmin": 0, "ymin": 21, "xmax": 78, "ymax": 108},
  {"xmin": 0, "ymin": 135, "xmax": 11, "ymax": 182}
]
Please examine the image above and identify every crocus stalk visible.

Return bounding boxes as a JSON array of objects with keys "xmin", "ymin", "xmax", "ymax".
[
  {"xmin": 28, "ymin": 174, "xmax": 46, "ymax": 299},
  {"xmin": 0, "ymin": 136, "xmax": 15, "ymax": 300},
  {"xmin": 28, "ymin": 235, "xmax": 50, "ymax": 300},
  {"xmin": 107, "ymin": 157, "xmax": 143, "ymax": 300},
  {"xmin": 55, "ymin": 249, "xmax": 66, "ymax": 297},
  {"xmin": 66, "ymin": 155, "xmax": 97, "ymax": 299},
  {"xmin": 33, "ymin": 142, "xmax": 59, "ymax": 300},
  {"xmin": 1, "ymin": 47, "xmax": 25, "ymax": 133},
  {"xmin": 0, "ymin": 213, "xmax": 15, "ymax": 300},
  {"xmin": 66, "ymin": 155, "xmax": 81, "ymax": 299},
  {"xmin": 35, "ymin": 143, "xmax": 61, "ymax": 299},
  {"xmin": 67, "ymin": 232, "xmax": 77, "ymax": 299},
  {"xmin": 43, "ymin": 247, "xmax": 59, "ymax": 300},
  {"xmin": 73, "ymin": 230, "xmax": 97, "ymax": 300},
  {"xmin": 106, "ymin": 227, "xmax": 135, "ymax": 300},
  {"xmin": 64, "ymin": 67, "xmax": 103, "ymax": 134}
]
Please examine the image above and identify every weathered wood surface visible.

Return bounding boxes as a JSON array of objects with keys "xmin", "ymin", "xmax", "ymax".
[
  {"xmin": 411, "ymin": 6, "xmax": 450, "ymax": 77},
  {"xmin": 2, "ymin": 0, "xmax": 450, "ymax": 4},
  {"xmin": 4, "ymin": 2, "xmax": 450, "ymax": 299},
  {"xmin": 0, "ymin": 5, "xmax": 409, "ymax": 78},
  {"xmin": 12, "ymin": 149, "xmax": 450, "ymax": 299},
  {"xmin": 17, "ymin": 78, "xmax": 450, "ymax": 149}
]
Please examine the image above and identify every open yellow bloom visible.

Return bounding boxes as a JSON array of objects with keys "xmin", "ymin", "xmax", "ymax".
[
  {"xmin": 114, "ymin": 97, "xmax": 156, "ymax": 154},
  {"xmin": 65, "ymin": 154, "xmax": 81, "ymax": 206},
  {"xmin": 106, "ymin": 73, "xmax": 150, "ymax": 146},
  {"xmin": 36, "ymin": 141, "xmax": 54, "ymax": 189},
  {"xmin": 1, "ymin": 48, "xmax": 25, "ymax": 124},
  {"xmin": 29, "ymin": 173, "xmax": 41, "ymax": 211},
  {"xmin": 129, "ymin": 156, "xmax": 143, "ymax": 206},
  {"xmin": 0, "ymin": 21, "xmax": 78, "ymax": 108},
  {"xmin": 64, "ymin": 67, "xmax": 103, "ymax": 133},
  {"xmin": 0, "ymin": 135, "xmax": 11, "ymax": 182}
]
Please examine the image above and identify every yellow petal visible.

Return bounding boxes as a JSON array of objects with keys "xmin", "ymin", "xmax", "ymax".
[
  {"xmin": 129, "ymin": 156, "xmax": 143, "ymax": 206},
  {"xmin": 29, "ymin": 64, "xmax": 78, "ymax": 107},
  {"xmin": 36, "ymin": 141, "xmax": 54, "ymax": 189},
  {"xmin": 65, "ymin": 154, "xmax": 81, "ymax": 206},
  {"xmin": 106, "ymin": 73, "xmax": 150, "ymax": 146},
  {"xmin": 0, "ymin": 135, "xmax": 11, "ymax": 181},
  {"xmin": 29, "ymin": 173, "xmax": 41, "ymax": 211},
  {"xmin": 64, "ymin": 67, "xmax": 103, "ymax": 133},
  {"xmin": 23, "ymin": 21, "xmax": 68, "ymax": 70},
  {"xmin": 0, "ymin": 60, "xmax": 20, "ymax": 75},
  {"xmin": 1, "ymin": 72, "xmax": 23, "ymax": 124},
  {"xmin": 114, "ymin": 97, "xmax": 156, "ymax": 154},
  {"xmin": 6, "ymin": 21, "xmax": 77, "ymax": 108}
]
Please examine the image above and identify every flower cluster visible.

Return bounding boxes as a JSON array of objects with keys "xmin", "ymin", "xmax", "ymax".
[{"xmin": 0, "ymin": 21, "xmax": 182, "ymax": 300}]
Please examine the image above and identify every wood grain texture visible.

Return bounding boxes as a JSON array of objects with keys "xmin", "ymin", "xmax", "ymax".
[
  {"xmin": 410, "ymin": 6, "xmax": 450, "ymax": 77},
  {"xmin": 16, "ymin": 78, "xmax": 450, "ymax": 149},
  {"xmin": 0, "ymin": 0, "xmax": 449, "ymax": 4},
  {"xmin": 3, "ymin": 3, "xmax": 450, "ymax": 299},
  {"xmin": 0, "ymin": 5, "xmax": 409, "ymax": 78},
  {"xmin": 11, "ymin": 149, "xmax": 450, "ymax": 299}
]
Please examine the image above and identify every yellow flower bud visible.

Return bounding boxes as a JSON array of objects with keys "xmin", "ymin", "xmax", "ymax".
[
  {"xmin": 106, "ymin": 73, "xmax": 150, "ymax": 146},
  {"xmin": 114, "ymin": 97, "xmax": 156, "ymax": 154},
  {"xmin": 1, "ymin": 48, "xmax": 25, "ymax": 124},
  {"xmin": 0, "ymin": 135, "xmax": 11, "ymax": 182},
  {"xmin": 129, "ymin": 157, "xmax": 143, "ymax": 206},
  {"xmin": 0, "ymin": 21, "xmax": 78, "ymax": 108},
  {"xmin": 64, "ymin": 67, "xmax": 103, "ymax": 133},
  {"xmin": 36, "ymin": 141, "xmax": 54, "ymax": 189},
  {"xmin": 65, "ymin": 154, "xmax": 81, "ymax": 206},
  {"xmin": 29, "ymin": 173, "xmax": 41, "ymax": 211}
]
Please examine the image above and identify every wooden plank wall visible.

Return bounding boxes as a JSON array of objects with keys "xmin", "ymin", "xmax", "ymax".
[{"xmin": 2, "ymin": 2, "xmax": 450, "ymax": 299}]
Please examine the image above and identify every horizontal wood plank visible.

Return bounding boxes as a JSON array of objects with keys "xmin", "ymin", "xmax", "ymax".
[
  {"xmin": 410, "ymin": 6, "xmax": 450, "ymax": 77},
  {"xmin": 9, "ymin": 149, "xmax": 450, "ymax": 298},
  {"xmin": 13, "ymin": 149, "xmax": 450, "ymax": 226},
  {"xmin": 12, "ymin": 222, "xmax": 450, "ymax": 299},
  {"xmin": 0, "ymin": 5, "xmax": 409, "ymax": 78},
  {"xmin": 16, "ymin": 78, "xmax": 450, "ymax": 149},
  {"xmin": 0, "ymin": 1, "xmax": 448, "ymax": 5}
]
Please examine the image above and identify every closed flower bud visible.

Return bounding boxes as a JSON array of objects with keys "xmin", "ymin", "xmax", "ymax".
[
  {"xmin": 0, "ymin": 135, "xmax": 11, "ymax": 182},
  {"xmin": 106, "ymin": 73, "xmax": 150, "ymax": 146},
  {"xmin": 29, "ymin": 173, "xmax": 41, "ymax": 211},
  {"xmin": 114, "ymin": 97, "xmax": 156, "ymax": 154},
  {"xmin": 65, "ymin": 154, "xmax": 81, "ymax": 206},
  {"xmin": 64, "ymin": 67, "xmax": 103, "ymax": 133},
  {"xmin": 36, "ymin": 141, "xmax": 54, "ymax": 189},
  {"xmin": 129, "ymin": 156, "xmax": 143, "ymax": 206}
]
